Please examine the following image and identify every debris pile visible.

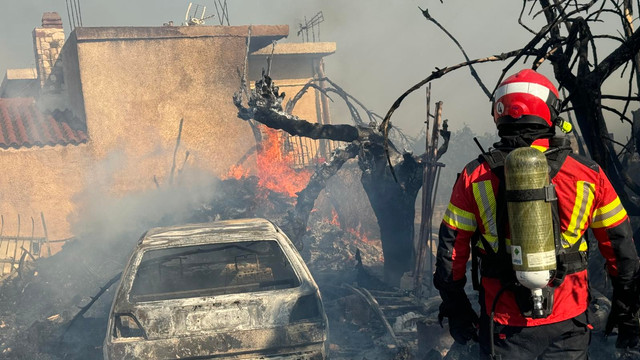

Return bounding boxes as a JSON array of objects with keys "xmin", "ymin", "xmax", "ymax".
[{"xmin": 0, "ymin": 168, "xmax": 629, "ymax": 360}]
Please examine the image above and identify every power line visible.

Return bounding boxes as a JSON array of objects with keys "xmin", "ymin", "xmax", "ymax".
[
  {"xmin": 75, "ymin": 0, "xmax": 83, "ymax": 26},
  {"xmin": 65, "ymin": 0, "xmax": 75, "ymax": 31}
]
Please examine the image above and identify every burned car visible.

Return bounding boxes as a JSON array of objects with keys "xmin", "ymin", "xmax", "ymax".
[{"xmin": 104, "ymin": 218, "xmax": 328, "ymax": 359}]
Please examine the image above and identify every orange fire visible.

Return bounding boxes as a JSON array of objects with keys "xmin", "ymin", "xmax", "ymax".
[
  {"xmin": 329, "ymin": 208, "xmax": 340, "ymax": 226},
  {"xmin": 224, "ymin": 127, "xmax": 312, "ymax": 198},
  {"xmin": 226, "ymin": 164, "xmax": 249, "ymax": 180},
  {"xmin": 256, "ymin": 128, "xmax": 311, "ymax": 197},
  {"xmin": 347, "ymin": 224, "xmax": 380, "ymax": 245}
]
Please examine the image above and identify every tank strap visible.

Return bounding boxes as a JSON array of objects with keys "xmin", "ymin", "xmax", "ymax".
[
  {"xmin": 474, "ymin": 146, "xmax": 577, "ymax": 319},
  {"xmin": 479, "ymin": 149, "xmax": 508, "ymax": 170},
  {"xmin": 551, "ymin": 239, "xmax": 588, "ymax": 287},
  {"xmin": 475, "ymin": 149, "xmax": 515, "ymax": 285},
  {"xmin": 506, "ymin": 185, "xmax": 557, "ymax": 202},
  {"xmin": 545, "ymin": 145, "xmax": 572, "ymax": 179},
  {"xmin": 546, "ymin": 146, "xmax": 582, "ymax": 287}
]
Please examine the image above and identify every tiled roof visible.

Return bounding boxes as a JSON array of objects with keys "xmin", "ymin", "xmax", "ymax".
[{"xmin": 0, "ymin": 98, "xmax": 88, "ymax": 149}]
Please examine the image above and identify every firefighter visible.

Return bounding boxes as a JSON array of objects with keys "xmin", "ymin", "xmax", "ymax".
[{"xmin": 434, "ymin": 69, "xmax": 640, "ymax": 359}]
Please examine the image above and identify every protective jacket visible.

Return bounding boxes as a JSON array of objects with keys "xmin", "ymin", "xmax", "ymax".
[{"xmin": 434, "ymin": 139, "xmax": 638, "ymax": 327}]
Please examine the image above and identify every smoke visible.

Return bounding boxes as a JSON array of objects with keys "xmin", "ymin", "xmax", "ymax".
[
  {"xmin": 70, "ymin": 149, "xmax": 219, "ymax": 258},
  {"xmin": 0, "ymin": 1, "xmax": 556, "ymax": 137}
]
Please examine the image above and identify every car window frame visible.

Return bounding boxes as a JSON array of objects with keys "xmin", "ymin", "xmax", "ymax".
[{"xmin": 122, "ymin": 236, "xmax": 306, "ymax": 304}]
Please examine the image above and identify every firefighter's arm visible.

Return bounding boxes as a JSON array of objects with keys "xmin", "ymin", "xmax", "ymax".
[
  {"xmin": 590, "ymin": 169, "xmax": 640, "ymax": 348},
  {"xmin": 433, "ymin": 168, "xmax": 478, "ymax": 344}
]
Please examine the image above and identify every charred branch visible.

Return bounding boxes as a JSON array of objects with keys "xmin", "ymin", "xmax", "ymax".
[
  {"xmin": 420, "ymin": 8, "xmax": 492, "ymax": 99},
  {"xmin": 235, "ymin": 75, "xmax": 361, "ymax": 142},
  {"xmin": 379, "ymin": 48, "xmax": 527, "ymax": 142},
  {"xmin": 282, "ymin": 143, "xmax": 359, "ymax": 247},
  {"xmin": 601, "ymin": 104, "xmax": 634, "ymax": 123},
  {"xmin": 285, "ymin": 76, "xmax": 387, "ymax": 128},
  {"xmin": 634, "ymin": 110, "xmax": 640, "ymax": 154},
  {"xmin": 64, "ymin": 272, "xmax": 121, "ymax": 335},
  {"xmin": 235, "ymin": 73, "xmax": 440, "ymax": 284},
  {"xmin": 378, "ymin": 49, "xmax": 521, "ymax": 182},
  {"xmin": 590, "ymin": 23, "xmax": 640, "ymax": 83}
]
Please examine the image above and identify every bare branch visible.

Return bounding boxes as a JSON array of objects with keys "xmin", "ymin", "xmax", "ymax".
[
  {"xmin": 520, "ymin": 0, "xmax": 539, "ymax": 35},
  {"xmin": 601, "ymin": 104, "xmax": 634, "ymax": 124},
  {"xmin": 419, "ymin": 7, "xmax": 492, "ymax": 99},
  {"xmin": 282, "ymin": 143, "xmax": 360, "ymax": 246},
  {"xmin": 590, "ymin": 25, "xmax": 640, "ymax": 84},
  {"xmin": 601, "ymin": 94, "xmax": 640, "ymax": 100},
  {"xmin": 621, "ymin": 62, "xmax": 636, "ymax": 117},
  {"xmin": 378, "ymin": 49, "xmax": 524, "ymax": 182}
]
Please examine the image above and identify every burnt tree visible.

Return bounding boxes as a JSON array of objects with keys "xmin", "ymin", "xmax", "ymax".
[
  {"xmin": 369, "ymin": 1, "xmax": 640, "ymax": 295},
  {"xmin": 399, "ymin": 1, "xmax": 640, "ymax": 216},
  {"xmin": 235, "ymin": 76, "xmax": 449, "ymax": 286}
]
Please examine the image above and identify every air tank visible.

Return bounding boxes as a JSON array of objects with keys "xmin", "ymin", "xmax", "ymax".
[{"xmin": 504, "ymin": 147, "xmax": 556, "ymax": 317}]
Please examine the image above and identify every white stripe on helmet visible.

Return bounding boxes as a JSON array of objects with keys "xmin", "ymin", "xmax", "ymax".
[{"xmin": 494, "ymin": 82, "xmax": 551, "ymax": 103}]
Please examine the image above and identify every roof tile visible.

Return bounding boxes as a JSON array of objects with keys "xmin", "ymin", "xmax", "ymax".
[{"xmin": 0, "ymin": 98, "xmax": 88, "ymax": 149}]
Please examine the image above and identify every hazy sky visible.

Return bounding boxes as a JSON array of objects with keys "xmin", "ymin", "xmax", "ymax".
[{"xmin": 0, "ymin": 1, "xmax": 633, "ymax": 142}]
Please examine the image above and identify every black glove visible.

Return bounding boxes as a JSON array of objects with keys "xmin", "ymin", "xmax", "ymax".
[
  {"xmin": 438, "ymin": 290, "xmax": 479, "ymax": 344},
  {"xmin": 606, "ymin": 278, "xmax": 640, "ymax": 349}
]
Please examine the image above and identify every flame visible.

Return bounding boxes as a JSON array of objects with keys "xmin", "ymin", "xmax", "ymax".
[
  {"xmin": 226, "ymin": 164, "xmax": 249, "ymax": 180},
  {"xmin": 255, "ymin": 128, "xmax": 311, "ymax": 197},
  {"xmin": 347, "ymin": 222, "xmax": 380, "ymax": 246},
  {"xmin": 330, "ymin": 209, "xmax": 340, "ymax": 226},
  {"xmin": 223, "ymin": 127, "xmax": 311, "ymax": 197}
]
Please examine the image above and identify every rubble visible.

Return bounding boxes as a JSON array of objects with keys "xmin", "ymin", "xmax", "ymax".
[{"xmin": 0, "ymin": 169, "xmax": 629, "ymax": 360}]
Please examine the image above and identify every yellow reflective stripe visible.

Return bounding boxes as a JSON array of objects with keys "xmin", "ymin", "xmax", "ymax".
[
  {"xmin": 472, "ymin": 181, "xmax": 499, "ymax": 252},
  {"xmin": 531, "ymin": 145, "xmax": 547, "ymax": 152},
  {"xmin": 591, "ymin": 196, "xmax": 627, "ymax": 228},
  {"xmin": 443, "ymin": 203, "xmax": 477, "ymax": 232},
  {"xmin": 579, "ymin": 238, "xmax": 588, "ymax": 252},
  {"xmin": 563, "ymin": 181, "xmax": 595, "ymax": 245}
]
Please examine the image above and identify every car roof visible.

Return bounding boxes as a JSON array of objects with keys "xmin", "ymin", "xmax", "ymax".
[{"xmin": 139, "ymin": 218, "xmax": 282, "ymax": 248}]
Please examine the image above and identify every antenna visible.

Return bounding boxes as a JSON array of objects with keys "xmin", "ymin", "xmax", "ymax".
[
  {"xmin": 297, "ymin": 11, "xmax": 324, "ymax": 42},
  {"xmin": 213, "ymin": 0, "xmax": 230, "ymax": 26},
  {"xmin": 184, "ymin": 2, "xmax": 215, "ymax": 26},
  {"xmin": 65, "ymin": 0, "xmax": 83, "ymax": 31}
]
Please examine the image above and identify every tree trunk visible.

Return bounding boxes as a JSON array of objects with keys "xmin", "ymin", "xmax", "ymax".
[{"xmin": 358, "ymin": 145, "xmax": 423, "ymax": 286}]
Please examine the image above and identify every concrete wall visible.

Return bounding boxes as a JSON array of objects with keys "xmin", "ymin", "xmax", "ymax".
[
  {"xmin": 0, "ymin": 25, "xmax": 338, "ymax": 260},
  {"xmin": 68, "ymin": 26, "xmax": 288, "ymax": 195},
  {"xmin": 0, "ymin": 144, "xmax": 90, "ymax": 272}
]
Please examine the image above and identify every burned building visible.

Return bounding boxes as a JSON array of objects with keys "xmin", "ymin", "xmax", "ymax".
[{"xmin": 0, "ymin": 12, "xmax": 336, "ymax": 275}]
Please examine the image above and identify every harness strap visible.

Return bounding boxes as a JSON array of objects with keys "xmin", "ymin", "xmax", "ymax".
[
  {"xmin": 471, "ymin": 145, "xmax": 583, "ymax": 318},
  {"xmin": 506, "ymin": 185, "xmax": 557, "ymax": 202}
]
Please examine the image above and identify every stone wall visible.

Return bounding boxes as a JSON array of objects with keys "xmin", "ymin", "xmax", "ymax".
[{"xmin": 32, "ymin": 12, "xmax": 65, "ymax": 92}]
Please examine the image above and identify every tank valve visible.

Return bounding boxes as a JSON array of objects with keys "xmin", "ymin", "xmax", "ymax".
[{"xmin": 532, "ymin": 288, "xmax": 545, "ymax": 318}]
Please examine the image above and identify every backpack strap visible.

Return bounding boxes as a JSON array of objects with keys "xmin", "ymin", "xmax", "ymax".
[
  {"xmin": 473, "ymin": 146, "xmax": 581, "ymax": 318},
  {"xmin": 474, "ymin": 150, "xmax": 517, "ymax": 284}
]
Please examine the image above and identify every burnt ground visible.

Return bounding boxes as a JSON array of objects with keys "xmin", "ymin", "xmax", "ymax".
[
  {"xmin": 0, "ymin": 220, "xmax": 632, "ymax": 360},
  {"xmin": 0, "ymin": 170, "xmax": 635, "ymax": 360},
  {"xmin": 0, "ymin": 218, "xmax": 412, "ymax": 360}
]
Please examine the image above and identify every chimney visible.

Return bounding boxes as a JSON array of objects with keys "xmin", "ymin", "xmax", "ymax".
[{"xmin": 33, "ymin": 12, "xmax": 65, "ymax": 92}]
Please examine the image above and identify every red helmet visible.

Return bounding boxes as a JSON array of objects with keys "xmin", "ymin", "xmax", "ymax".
[{"xmin": 492, "ymin": 69, "xmax": 561, "ymax": 128}]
